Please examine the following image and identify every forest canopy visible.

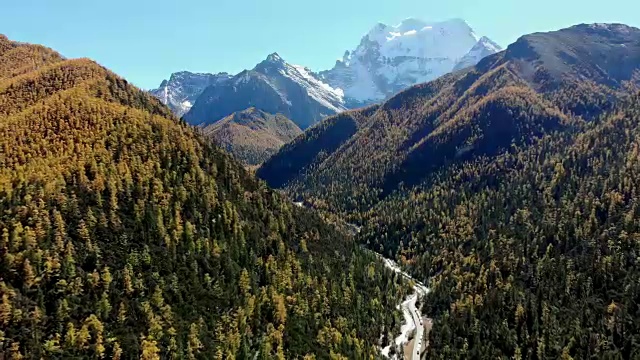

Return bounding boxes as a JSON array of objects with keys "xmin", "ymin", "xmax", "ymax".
[
  {"xmin": 259, "ymin": 24, "xmax": 640, "ymax": 358},
  {"xmin": 0, "ymin": 34, "xmax": 408, "ymax": 359}
]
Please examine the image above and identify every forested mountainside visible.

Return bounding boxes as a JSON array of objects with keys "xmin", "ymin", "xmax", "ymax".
[
  {"xmin": 259, "ymin": 24, "xmax": 640, "ymax": 358},
  {"xmin": 370, "ymin": 92, "xmax": 640, "ymax": 359},
  {"xmin": 202, "ymin": 108, "xmax": 302, "ymax": 166},
  {"xmin": 259, "ymin": 23, "xmax": 640, "ymax": 216},
  {"xmin": 0, "ymin": 34, "xmax": 408, "ymax": 359}
]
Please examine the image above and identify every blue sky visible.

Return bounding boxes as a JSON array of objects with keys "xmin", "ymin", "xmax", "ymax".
[{"xmin": 3, "ymin": 0, "xmax": 638, "ymax": 89}]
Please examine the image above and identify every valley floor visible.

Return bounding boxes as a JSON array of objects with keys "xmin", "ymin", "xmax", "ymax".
[
  {"xmin": 379, "ymin": 257, "xmax": 430, "ymax": 359},
  {"xmin": 293, "ymin": 200, "xmax": 431, "ymax": 359}
]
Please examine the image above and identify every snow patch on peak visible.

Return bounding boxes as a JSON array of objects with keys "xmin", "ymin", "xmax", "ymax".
[
  {"xmin": 250, "ymin": 52, "xmax": 348, "ymax": 114},
  {"xmin": 396, "ymin": 17, "xmax": 429, "ymax": 32},
  {"xmin": 362, "ymin": 18, "xmax": 480, "ymax": 59},
  {"xmin": 149, "ymin": 71, "xmax": 232, "ymax": 117},
  {"xmin": 586, "ymin": 23, "xmax": 634, "ymax": 34},
  {"xmin": 266, "ymin": 52, "xmax": 284, "ymax": 63},
  {"xmin": 590, "ymin": 23, "xmax": 614, "ymax": 30},
  {"xmin": 277, "ymin": 62, "xmax": 346, "ymax": 112},
  {"xmin": 453, "ymin": 36, "xmax": 503, "ymax": 72},
  {"xmin": 235, "ymin": 71, "xmax": 252, "ymax": 85},
  {"xmin": 386, "ymin": 32, "xmax": 402, "ymax": 41},
  {"xmin": 477, "ymin": 36, "xmax": 502, "ymax": 53}
]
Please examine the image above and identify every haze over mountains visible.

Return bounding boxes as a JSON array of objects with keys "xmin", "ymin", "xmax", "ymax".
[{"xmin": 150, "ymin": 18, "xmax": 501, "ymax": 129}]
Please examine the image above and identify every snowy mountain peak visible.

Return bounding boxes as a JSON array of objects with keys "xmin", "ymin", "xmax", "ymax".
[
  {"xmin": 477, "ymin": 36, "xmax": 502, "ymax": 53},
  {"xmin": 152, "ymin": 18, "xmax": 501, "ymax": 124},
  {"xmin": 367, "ymin": 22, "xmax": 390, "ymax": 40},
  {"xmin": 256, "ymin": 53, "xmax": 289, "ymax": 74},
  {"xmin": 321, "ymin": 18, "xmax": 498, "ymax": 104},
  {"xmin": 265, "ymin": 52, "xmax": 285, "ymax": 64},
  {"xmin": 441, "ymin": 18, "xmax": 472, "ymax": 28},
  {"xmin": 396, "ymin": 17, "xmax": 430, "ymax": 32},
  {"xmin": 365, "ymin": 18, "xmax": 477, "ymax": 48},
  {"xmin": 252, "ymin": 54, "xmax": 344, "ymax": 112},
  {"xmin": 453, "ymin": 36, "xmax": 503, "ymax": 72},
  {"xmin": 167, "ymin": 70, "xmax": 230, "ymax": 83},
  {"xmin": 182, "ymin": 51, "xmax": 347, "ymax": 129},
  {"xmin": 149, "ymin": 71, "xmax": 232, "ymax": 117}
]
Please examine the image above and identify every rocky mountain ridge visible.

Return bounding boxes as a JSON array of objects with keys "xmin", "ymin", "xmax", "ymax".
[{"xmin": 149, "ymin": 71, "xmax": 231, "ymax": 116}]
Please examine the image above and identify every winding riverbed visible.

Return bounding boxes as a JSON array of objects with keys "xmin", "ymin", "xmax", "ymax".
[
  {"xmin": 378, "ymin": 257, "xmax": 430, "ymax": 359},
  {"xmin": 292, "ymin": 201, "xmax": 430, "ymax": 358}
]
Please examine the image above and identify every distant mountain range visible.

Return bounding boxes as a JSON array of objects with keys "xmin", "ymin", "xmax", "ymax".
[
  {"xmin": 150, "ymin": 18, "xmax": 501, "ymax": 129},
  {"xmin": 183, "ymin": 53, "xmax": 347, "ymax": 130}
]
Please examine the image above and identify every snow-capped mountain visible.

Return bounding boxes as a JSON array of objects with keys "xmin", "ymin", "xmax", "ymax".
[
  {"xmin": 319, "ymin": 18, "xmax": 501, "ymax": 104},
  {"xmin": 152, "ymin": 18, "xmax": 500, "ymax": 126},
  {"xmin": 453, "ymin": 36, "xmax": 503, "ymax": 71},
  {"xmin": 183, "ymin": 53, "xmax": 347, "ymax": 129},
  {"xmin": 149, "ymin": 71, "xmax": 232, "ymax": 116}
]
